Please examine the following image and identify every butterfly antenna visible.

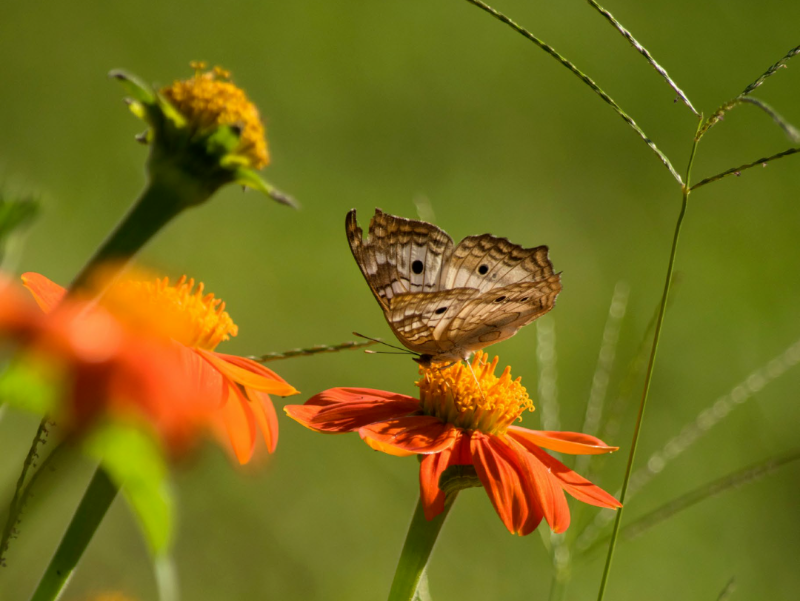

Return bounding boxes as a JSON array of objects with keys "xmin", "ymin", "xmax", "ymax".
[{"xmin": 352, "ymin": 332, "xmax": 420, "ymax": 356}]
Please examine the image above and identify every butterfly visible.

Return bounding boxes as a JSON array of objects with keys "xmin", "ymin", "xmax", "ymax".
[{"xmin": 346, "ymin": 208, "xmax": 562, "ymax": 365}]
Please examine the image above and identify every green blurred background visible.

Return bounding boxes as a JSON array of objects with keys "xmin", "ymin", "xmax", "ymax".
[{"xmin": 1, "ymin": 0, "xmax": 799, "ymax": 599}]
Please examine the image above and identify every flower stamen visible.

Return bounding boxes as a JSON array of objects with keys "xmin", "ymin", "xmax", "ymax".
[
  {"xmin": 417, "ymin": 352, "xmax": 534, "ymax": 434},
  {"xmin": 103, "ymin": 275, "xmax": 238, "ymax": 351},
  {"xmin": 161, "ymin": 64, "xmax": 269, "ymax": 170}
]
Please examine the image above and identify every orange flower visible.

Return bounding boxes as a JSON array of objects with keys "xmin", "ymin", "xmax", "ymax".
[
  {"xmin": 0, "ymin": 275, "xmax": 206, "ymax": 449},
  {"xmin": 21, "ymin": 272, "xmax": 298, "ymax": 463},
  {"xmin": 285, "ymin": 352, "xmax": 621, "ymax": 535}
]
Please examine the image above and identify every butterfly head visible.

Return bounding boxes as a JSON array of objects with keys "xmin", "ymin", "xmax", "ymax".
[{"xmin": 413, "ymin": 354, "xmax": 434, "ymax": 367}]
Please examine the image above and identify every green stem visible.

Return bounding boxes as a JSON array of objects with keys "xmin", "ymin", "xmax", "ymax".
[
  {"xmin": 21, "ymin": 161, "xmax": 210, "ymax": 595},
  {"xmin": 595, "ymin": 121, "xmax": 702, "ymax": 601},
  {"xmin": 28, "ymin": 467, "xmax": 118, "ymax": 601},
  {"xmin": 388, "ymin": 493, "xmax": 458, "ymax": 601},
  {"xmin": 70, "ymin": 171, "xmax": 211, "ymax": 290}
]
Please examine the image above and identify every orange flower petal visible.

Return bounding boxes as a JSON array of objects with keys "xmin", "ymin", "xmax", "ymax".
[
  {"xmin": 214, "ymin": 353, "xmax": 298, "ymax": 395},
  {"xmin": 0, "ymin": 278, "xmax": 38, "ymax": 332},
  {"xmin": 21, "ymin": 272, "xmax": 66, "ymax": 313},
  {"xmin": 358, "ymin": 416, "xmax": 458, "ymax": 454},
  {"xmin": 513, "ymin": 434, "xmax": 622, "ymax": 509},
  {"xmin": 221, "ymin": 385, "xmax": 257, "ymax": 464},
  {"xmin": 245, "ymin": 387, "xmax": 279, "ymax": 453},
  {"xmin": 198, "ymin": 350, "xmax": 298, "ymax": 396},
  {"xmin": 508, "ymin": 426, "xmax": 619, "ymax": 455},
  {"xmin": 176, "ymin": 345, "xmax": 226, "ymax": 409},
  {"xmin": 363, "ymin": 436, "xmax": 416, "ymax": 457},
  {"xmin": 470, "ymin": 431, "xmax": 534, "ymax": 535},
  {"xmin": 419, "ymin": 432, "xmax": 468, "ymax": 520},
  {"xmin": 507, "ymin": 436, "xmax": 570, "ymax": 533},
  {"xmin": 284, "ymin": 388, "xmax": 419, "ymax": 433}
]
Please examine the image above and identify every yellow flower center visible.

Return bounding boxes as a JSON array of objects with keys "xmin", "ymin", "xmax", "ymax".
[
  {"xmin": 416, "ymin": 352, "xmax": 534, "ymax": 435},
  {"xmin": 102, "ymin": 275, "xmax": 238, "ymax": 351},
  {"xmin": 161, "ymin": 62, "xmax": 270, "ymax": 170}
]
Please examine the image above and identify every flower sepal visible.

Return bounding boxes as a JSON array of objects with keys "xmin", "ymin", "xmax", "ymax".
[
  {"xmin": 228, "ymin": 165, "xmax": 298, "ymax": 208},
  {"xmin": 437, "ymin": 463, "xmax": 482, "ymax": 495}
]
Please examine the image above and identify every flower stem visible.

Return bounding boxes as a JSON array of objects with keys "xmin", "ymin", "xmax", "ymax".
[
  {"xmin": 28, "ymin": 467, "xmax": 117, "ymax": 601},
  {"xmin": 595, "ymin": 121, "xmax": 702, "ymax": 601},
  {"xmin": 70, "ymin": 167, "xmax": 213, "ymax": 291},
  {"xmin": 388, "ymin": 493, "xmax": 458, "ymax": 601},
  {"xmin": 23, "ymin": 165, "xmax": 208, "ymax": 597}
]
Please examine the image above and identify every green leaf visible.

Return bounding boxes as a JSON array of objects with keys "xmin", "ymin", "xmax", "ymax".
[
  {"xmin": 0, "ymin": 360, "xmax": 58, "ymax": 415},
  {"xmin": 84, "ymin": 421, "xmax": 174, "ymax": 555}
]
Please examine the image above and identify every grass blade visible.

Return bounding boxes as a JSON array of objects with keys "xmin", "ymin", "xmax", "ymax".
[
  {"xmin": 575, "ymin": 336, "xmax": 800, "ymax": 553},
  {"xmin": 618, "ymin": 449, "xmax": 800, "ymax": 544}
]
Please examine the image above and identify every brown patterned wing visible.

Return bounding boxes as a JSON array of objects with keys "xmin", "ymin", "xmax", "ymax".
[
  {"xmin": 439, "ymin": 276, "xmax": 563, "ymax": 354},
  {"xmin": 346, "ymin": 208, "xmax": 454, "ymax": 310},
  {"xmin": 385, "ymin": 288, "xmax": 480, "ymax": 355},
  {"xmin": 441, "ymin": 234, "xmax": 556, "ymax": 293}
]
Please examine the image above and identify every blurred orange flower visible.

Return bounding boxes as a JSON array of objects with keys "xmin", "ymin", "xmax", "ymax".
[
  {"xmin": 0, "ymin": 275, "xmax": 206, "ymax": 449},
  {"xmin": 17, "ymin": 272, "xmax": 298, "ymax": 462},
  {"xmin": 286, "ymin": 352, "xmax": 621, "ymax": 535}
]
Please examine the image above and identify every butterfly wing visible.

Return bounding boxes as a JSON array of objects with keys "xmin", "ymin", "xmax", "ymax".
[
  {"xmin": 386, "ymin": 288, "xmax": 480, "ymax": 355},
  {"xmin": 347, "ymin": 208, "xmax": 562, "ymax": 362},
  {"xmin": 440, "ymin": 277, "xmax": 563, "ymax": 353},
  {"xmin": 442, "ymin": 234, "xmax": 556, "ymax": 293},
  {"xmin": 346, "ymin": 208, "xmax": 454, "ymax": 310}
]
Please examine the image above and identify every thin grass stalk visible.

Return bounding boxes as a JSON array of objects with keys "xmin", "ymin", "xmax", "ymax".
[
  {"xmin": 697, "ymin": 44, "xmax": 800, "ymax": 139},
  {"xmin": 0, "ymin": 418, "xmax": 51, "ymax": 564},
  {"xmin": 596, "ymin": 123, "xmax": 702, "ymax": 601},
  {"xmin": 690, "ymin": 147, "xmax": 800, "ymax": 191},
  {"xmin": 250, "ymin": 339, "xmax": 377, "ymax": 362},
  {"xmin": 459, "ymin": 0, "xmax": 683, "ymax": 185},
  {"xmin": 0, "ymin": 441, "xmax": 66, "ymax": 566},
  {"xmin": 535, "ymin": 316, "xmax": 560, "ymax": 432},
  {"xmin": 740, "ymin": 45, "xmax": 800, "ymax": 95},
  {"xmin": 738, "ymin": 98, "xmax": 800, "ymax": 142},
  {"xmin": 584, "ymin": 0, "xmax": 698, "ymax": 116},
  {"xmin": 595, "ymin": 280, "xmax": 676, "ymax": 450},
  {"xmin": 576, "ymin": 281, "xmax": 629, "ymax": 476}
]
